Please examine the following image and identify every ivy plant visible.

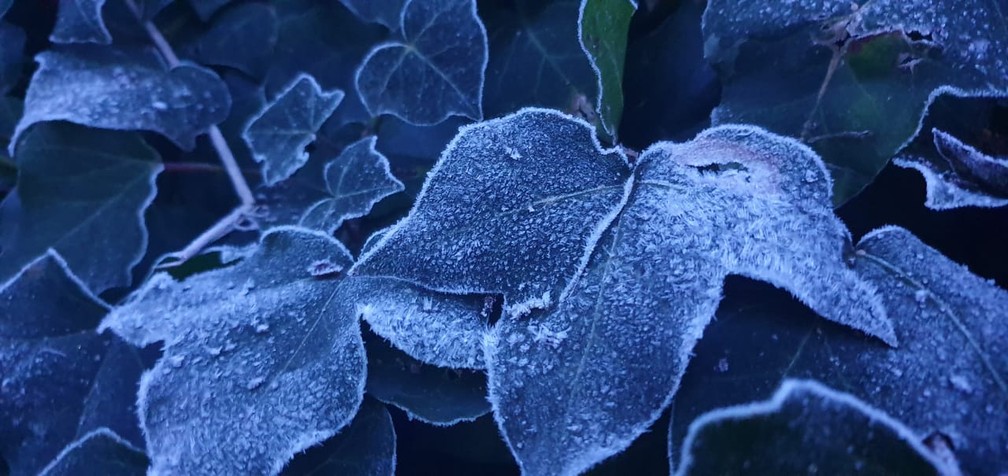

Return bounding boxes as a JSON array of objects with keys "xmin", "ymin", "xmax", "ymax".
[{"xmin": 0, "ymin": 0, "xmax": 1005, "ymax": 475}]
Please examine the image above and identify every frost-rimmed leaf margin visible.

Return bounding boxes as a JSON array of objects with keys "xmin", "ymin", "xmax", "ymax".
[
  {"xmin": 895, "ymin": 127, "xmax": 1008, "ymax": 209},
  {"xmin": 37, "ymin": 428, "xmax": 148, "ymax": 476},
  {"xmin": 674, "ymin": 379, "xmax": 947, "ymax": 475},
  {"xmin": 577, "ymin": 0, "xmax": 637, "ymax": 141},
  {"xmin": 353, "ymin": 0, "xmax": 489, "ymax": 125},
  {"xmin": 352, "ymin": 106, "xmax": 632, "ymax": 318}
]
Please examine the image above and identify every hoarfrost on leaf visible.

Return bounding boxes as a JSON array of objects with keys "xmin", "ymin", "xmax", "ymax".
[
  {"xmin": 895, "ymin": 128, "xmax": 1008, "ymax": 209},
  {"xmin": 675, "ymin": 380, "xmax": 946, "ymax": 475},
  {"xmin": 577, "ymin": 0, "xmax": 636, "ymax": 140},
  {"xmin": 11, "ymin": 45, "xmax": 231, "ymax": 153},
  {"xmin": 50, "ymin": 0, "xmax": 111, "ymax": 45},
  {"xmin": 101, "ymin": 227, "xmax": 367, "ymax": 475},
  {"xmin": 353, "ymin": 107, "xmax": 631, "ymax": 316},
  {"xmin": 299, "ymin": 136, "xmax": 404, "ymax": 233},
  {"xmin": 38, "ymin": 428, "xmax": 148, "ymax": 476},
  {"xmin": 354, "ymin": 0, "xmax": 488, "ymax": 125},
  {"xmin": 242, "ymin": 73, "xmax": 344, "ymax": 185},
  {"xmin": 280, "ymin": 398, "xmax": 396, "ymax": 476}
]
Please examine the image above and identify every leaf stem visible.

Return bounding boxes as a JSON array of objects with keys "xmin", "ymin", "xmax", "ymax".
[{"xmin": 125, "ymin": 0, "xmax": 257, "ymax": 264}]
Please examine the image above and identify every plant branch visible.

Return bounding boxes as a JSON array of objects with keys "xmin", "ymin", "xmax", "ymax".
[{"xmin": 125, "ymin": 0, "xmax": 257, "ymax": 264}]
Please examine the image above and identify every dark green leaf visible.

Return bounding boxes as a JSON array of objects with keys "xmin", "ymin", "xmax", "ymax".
[
  {"xmin": 0, "ymin": 122, "xmax": 161, "ymax": 293},
  {"xmin": 39, "ymin": 429, "xmax": 148, "ymax": 476},
  {"xmin": 338, "ymin": 0, "xmax": 405, "ymax": 29},
  {"xmin": 186, "ymin": 0, "xmax": 228, "ymax": 21},
  {"xmin": 183, "ymin": 2, "xmax": 278, "ymax": 78},
  {"xmin": 281, "ymin": 399, "xmax": 396, "ymax": 476},
  {"xmin": 0, "ymin": 21, "xmax": 25, "ymax": 94},
  {"xmin": 577, "ymin": 0, "xmax": 636, "ymax": 140},
  {"xmin": 675, "ymin": 380, "xmax": 946, "ymax": 475},
  {"xmin": 50, "ymin": 0, "xmax": 111, "ymax": 44}
]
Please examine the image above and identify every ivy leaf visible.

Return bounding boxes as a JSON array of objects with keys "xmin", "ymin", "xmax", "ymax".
[
  {"xmin": 299, "ymin": 137, "xmax": 404, "ymax": 234},
  {"xmin": 183, "ymin": 2, "xmax": 278, "ymax": 79},
  {"xmin": 39, "ymin": 429, "xmax": 148, "ymax": 476},
  {"xmin": 101, "ymin": 227, "xmax": 367, "ymax": 475},
  {"xmin": 675, "ymin": 380, "xmax": 946, "ymax": 475},
  {"xmin": 481, "ymin": 0, "xmax": 596, "ymax": 121},
  {"xmin": 280, "ymin": 398, "xmax": 396, "ymax": 476},
  {"xmin": 577, "ymin": 0, "xmax": 636, "ymax": 140},
  {"xmin": 337, "ymin": 0, "xmax": 405, "ymax": 30},
  {"xmin": 365, "ymin": 331, "xmax": 490, "ymax": 425},
  {"xmin": 0, "ymin": 252, "xmax": 144, "ymax": 476},
  {"xmin": 669, "ymin": 226, "xmax": 1008, "ymax": 475},
  {"xmin": 355, "ymin": 0, "xmax": 488, "ymax": 125},
  {"xmin": 243, "ymin": 73, "xmax": 344, "ymax": 186},
  {"xmin": 11, "ymin": 45, "xmax": 231, "ymax": 153},
  {"xmin": 354, "ymin": 108, "xmax": 631, "ymax": 317},
  {"xmin": 187, "ymin": 0, "xmax": 229, "ymax": 22},
  {"xmin": 702, "ymin": 0, "xmax": 1008, "ymax": 204},
  {"xmin": 895, "ymin": 128, "xmax": 1008, "ymax": 209},
  {"xmin": 0, "ymin": 123, "xmax": 161, "ymax": 293},
  {"xmin": 50, "ymin": 0, "xmax": 111, "ymax": 44},
  {"xmin": 0, "ymin": 21, "xmax": 25, "ymax": 94},
  {"xmin": 485, "ymin": 123, "xmax": 893, "ymax": 476}
]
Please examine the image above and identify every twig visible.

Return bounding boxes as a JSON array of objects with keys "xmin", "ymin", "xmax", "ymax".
[{"xmin": 124, "ymin": 0, "xmax": 257, "ymax": 265}]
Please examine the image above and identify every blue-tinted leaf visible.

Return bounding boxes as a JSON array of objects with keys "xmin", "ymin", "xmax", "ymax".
[
  {"xmin": 375, "ymin": 115, "xmax": 466, "ymax": 164},
  {"xmin": 11, "ymin": 45, "xmax": 231, "ymax": 153},
  {"xmin": 187, "ymin": 0, "xmax": 228, "ymax": 21},
  {"xmin": 300, "ymin": 137, "xmax": 403, "ymax": 233},
  {"xmin": 0, "ymin": 21, "xmax": 25, "ymax": 94},
  {"xmin": 355, "ymin": 0, "xmax": 488, "ymax": 125},
  {"xmin": 137, "ymin": 0, "xmax": 172, "ymax": 20},
  {"xmin": 703, "ymin": 0, "xmax": 1008, "ymax": 204},
  {"xmin": 102, "ymin": 227, "xmax": 366, "ymax": 474},
  {"xmin": 365, "ymin": 331, "xmax": 490, "ymax": 426},
  {"xmin": 50, "ymin": 0, "xmax": 111, "ymax": 44},
  {"xmin": 481, "ymin": 0, "xmax": 596, "ymax": 121},
  {"xmin": 0, "ymin": 253, "xmax": 144, "ymax": 476},
  {"xmin": 0, "ymin": 123, "xmax": 161, "ymax": 293},
  {"xmin": 39, "ymin": 429, "xmax": 148, "ymax": 476},
  {"xmin": 354, "ymin": 108, "xmax": 631, "ymax": 316},
  {"xmin": 337, "ymin": 0, "xmax": 405, "ymax": 29},
  {"xmin": 578, "ymin": 0, "xmax": 636, "ymax": 140},
  {"xmin": 895, "ymin": 128, "xmax": 1008, "ymax": 209},
  {"xmin": 676, "ymin": 380, "xmax": 945, "ymax": 475},
  {"xmin": 486, "ymin": 124, "xmax": 893, "ymax": 476},
  {"xmin": 669, "ymin": 226, "xmax": 1008, "ymax": 475},
  {"xmin": 184, "ymin": 2, "xmax": 277, "ymax": 78},
  {"xmin": 280, "ymin": 398, "xmax": 395, "ymax": 476},
  {"xmin": 346, "ymin": 276, "xmax": 490, "ymax": 369},
  {"xmin": 0, "ymin": 0, "xmax": 10, "ymax": 18},
  {"xmin": 243, "ymin": 73, "xmax": 344, "ymax": 185}
]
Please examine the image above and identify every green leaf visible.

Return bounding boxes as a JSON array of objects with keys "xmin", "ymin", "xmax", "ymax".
[
  {"xmin": 242, "ymin": 73, "xmax": 343, "ymax": 185},
  {"xmin": 0, "ymin": 122, "xmax": 161, "ymax": 293},
  {"xmin": 101, "ymin": 227, "xmax": 367, "ymax": 475},
  {"xmin": 675, "ymin": 380, "xmax": 946, "ymax": 475},
  {"xmin": 39, "ymin": 429, "xmax": 148, "ymax": 476},
  {"xmin": 50, "ymin": 0, "xmax": 111, "ymax": 44},
  {"xmin": 577, "ymin": 0, "xmax": 636, "ymax": 140},
  {"xmin": 702, "ymin": 0, "xmax": 1008, "ymax": 204},
  {"xmin": 481, "ymin": 0, "xmax": 597, "ymax": 121},
  {"xmin": 355, "ymin": 0, "xmax": 488, "ymax": 125},
  {"xmin": 280, "ymin": 399, "xmax": 396, "ymax": 476},
  {"xmin": 11, "ymin": 45, "xmax": 231, "ymax": 152},
  {"xmin": 669, "ymin": 226, "xmax": 1008, "ymax": 475},
  {"xmin": 337, "ymin": 0, "xmax": 405, "ymax": 30}
]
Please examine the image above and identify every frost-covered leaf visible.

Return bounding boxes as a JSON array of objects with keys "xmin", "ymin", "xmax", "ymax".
[
  {"xmin": 365, "ymin": 330, "xmax": 490, "ymax": 425},
  {"xmin": 11, "ymin": 45, "xmax": 231, "ymax": 152},
  {"xmin": 578, "ymin": 0, "xmax": 636, "ymax": 140},
  {"xmin": 702, "ymin": 0, "xmax": 1008, "ymax": 204},
  {"xmin": 0, "ymin": 122, "xmax": 161, "ymax": 293},
  {"xmin": 486, "ymin": 124, "xmax": 893, "ymax": 476},
  {"xmin": 101, "ymin": 227, "xmax": 366, "ymax": 475},
  {"xmin": 354, "ymin": 108, "xmax": 631, "ymax": 316},
  {"xmin": 343, "ymin": 276, "xmax": 490, "ymax": 369},
  {"xmin": 896, "ymin": 129, "xmax": 1008, "ymax": 209},
  {"xmin": 243, "ymin": 73, "xmax": 344, "ymax": 185},
  {"xmin": 39, "ymin": 429, "xmax": 148, "ymax": 476},
  {"xmin": 280, "ymin": 398, "xmax": 395, "ymax": 476},
  {"xmin": 669, "ymin": 226, "xmax": 1008, "ymax": 475},
  {"xmin": 675, "ymin": 380, "xmax": 945, "ymax": 475},
  {"xmin": 184, "ymin": 3, "xmax": 278, "ymax": 79},
  {"xmin": 0, "ymin": 252, "xmax": 144, "ymax": 476},
  {"xmin": 0, "ymin": 21, "xmax": 25, "ymax": 94},
  {"xmin": 355, "ymin": 0, "xmax": 487, "ymax": 125},
  {"xmin": 481, "ymin": 0, "xmax": 596, "ymax": 121},
  {"xmin": 337, "ymin": 0, "xmax": 405, "ymax": 29},
  {"xmin": 50, "ymin": 0, "xmax": 111, "ymax": 44},
  {"xmin": 300, "ymin": 137, "xmax": 404, "ymax": 233}
]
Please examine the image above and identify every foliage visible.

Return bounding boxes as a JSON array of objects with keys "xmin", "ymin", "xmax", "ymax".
[{"xmin": 0, "ymin": 0, "xmax": 1005, "ymax": 475}]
